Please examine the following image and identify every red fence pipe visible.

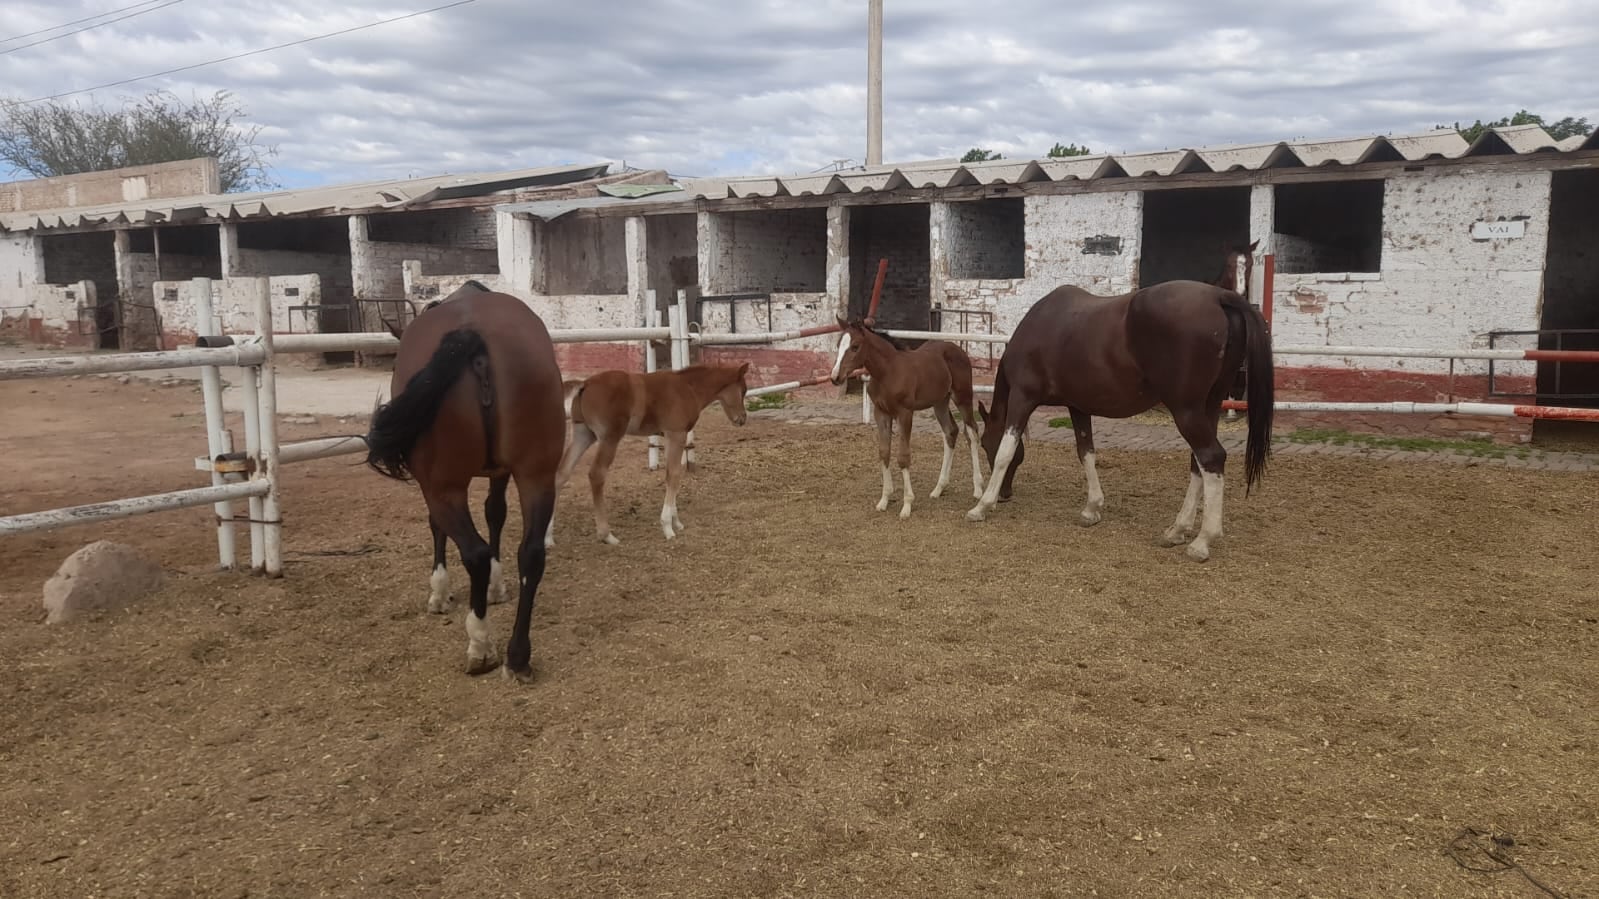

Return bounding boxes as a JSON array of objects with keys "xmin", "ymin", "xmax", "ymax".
[
  {"xmin": 1261, "ymin": 254, "xmax": 1274, "ymax": 331},
  {"xmin": 864, "ymin": 258, "xmax": 889, "ymax": 324}
]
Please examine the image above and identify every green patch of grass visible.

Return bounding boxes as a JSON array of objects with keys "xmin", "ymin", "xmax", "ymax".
[
  {"xmin": 746, "ymin": 392, "xmax": 788, "ymax": 412},
  {"xmin": 1047, "ymin": 416, "xmax": 1073, "ymax": 429},
  {"xmin": 1281, "ymin": 427, "xmax": 1531, "ymax": 459}
]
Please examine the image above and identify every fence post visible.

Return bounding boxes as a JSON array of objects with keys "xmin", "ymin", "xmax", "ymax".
[
  {"xmin": 253, "ymin": 278, "xmax": 284, "ymax": 577},
  {"xmin": 644, "ymin": 292, "xmax": 661, "ymax": 471},
  {"xmin": 673, "ymin": 291, "xmax": 695, "ymax": 467},
  {"xmin": 192, "ymin": 277, "xmax": 238, "ymax": 570}
]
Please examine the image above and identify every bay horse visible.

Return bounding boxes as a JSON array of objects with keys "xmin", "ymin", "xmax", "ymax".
[
  {"xmin": 968, "ymin": 279, "xmax": 1274, "ymax": 562},
  {"xmin": 365, "ymin": 287, "xmax": 566, "ymax": 681},
  {"xmin": 551, "ymin": 362, "xmax": 750, "ymax": 545},
  {"xmin": 829, "ymin": 316, "xmax": 983, "ymax": 519}
]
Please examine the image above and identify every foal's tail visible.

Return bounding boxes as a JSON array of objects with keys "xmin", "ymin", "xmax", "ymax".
[
  {"xmin": 1219, "ymin": 291, "xmax": 1275, "ymax": 494},
  {"xmin": 562, "ymin": 378, "xmax": 586, "ymax": 423},
  {"xmin": 365, "ymin": 328, "xmax": 487, "ymax": 481},
  {"xmin": 938, "ymin": 341, "xmax": 978, "ymax": 426}
]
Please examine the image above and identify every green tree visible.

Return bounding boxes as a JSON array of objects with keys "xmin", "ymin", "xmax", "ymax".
[
  {"xmin": 1439, "ymin": 109, "xmax": 1592, "ymax": 143},
  {"xmin": 962, "ymin": 147, "xmax": 1001, "ymax": 163},
  {"xmin": 1047, "ymin": 142, "xmax": 1092, "ymax": 157},
  {"xmin": 0, "ymin": 89, "xmax": 276, "ymax": 192}
]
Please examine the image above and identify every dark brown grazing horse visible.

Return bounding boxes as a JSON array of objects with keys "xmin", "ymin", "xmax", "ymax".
[
  {"xmin": 365, "ymin": 287, "xmax": 566, "ymax": 681},
  {"xmin": 969, "ymin": 279, "xmax": 1274, "ymax": 562},
  {"xmin": 552, "ymin": 362, "xmax": 750, "ymax": 545},
  {"xmin": 829, "ymin": 317, "xmax": 983, "ymax": 519}
]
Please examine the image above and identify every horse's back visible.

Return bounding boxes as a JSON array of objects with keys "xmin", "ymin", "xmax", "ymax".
[{"xmin": 396, "ymin": 291, "xmax": 565, "ymax": 480}]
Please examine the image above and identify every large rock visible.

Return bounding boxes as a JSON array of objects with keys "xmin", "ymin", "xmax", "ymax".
[{"xmin": 43, "ymin": 541, "xmax": 166, "ymax": 624}]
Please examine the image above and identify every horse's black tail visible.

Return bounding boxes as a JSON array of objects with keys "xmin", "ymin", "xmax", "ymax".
[
  {"xmin": 365, "ymin": 328, "xmax": 487, "ymax": 481},
  {"xmin": 1219, "ymin": 291, "xmax": 1274, "ymax": 494}
]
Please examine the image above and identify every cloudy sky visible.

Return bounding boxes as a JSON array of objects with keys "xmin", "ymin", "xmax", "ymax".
[{"xmin": 1, "ymin": 0, "xmax": 1593, "ymax": 190}]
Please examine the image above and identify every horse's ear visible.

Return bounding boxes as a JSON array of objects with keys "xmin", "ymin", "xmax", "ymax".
[
  {"xmin": 737, "ymin": 361, "xmax": 750, "ymax": 377},
  {"xmin": 1247, "ymin": 238, "xmax": 1260, "ymax": 252},
  {"xmin": 977, "ymin": 401, "xmax": 989, "ymax": 422},
  {"xmin": 836, "ymin": 315, "xmax": 848, "ymax": 328}
]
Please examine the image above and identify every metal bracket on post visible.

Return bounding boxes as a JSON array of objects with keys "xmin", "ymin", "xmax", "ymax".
[{"xmin": 192, "ymin": 276, "xmax": 238, "ymax": 571}]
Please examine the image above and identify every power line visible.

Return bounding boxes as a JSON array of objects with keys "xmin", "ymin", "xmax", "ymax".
[
  {"xmin": 15, "ymin": 0, "xmax": 480, "ymax": 105},
  {"xmin": 0, "ymin": 0, "xmax": 186, "ymax": 56},
  {"xmin": 0, "ymin": 0, "xmax": 169, "ymax": 44}
]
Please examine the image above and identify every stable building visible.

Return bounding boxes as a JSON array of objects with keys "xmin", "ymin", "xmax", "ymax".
[{"xmin": 4, "ymin": 123, "xmax": 1598, "ymax": 441}]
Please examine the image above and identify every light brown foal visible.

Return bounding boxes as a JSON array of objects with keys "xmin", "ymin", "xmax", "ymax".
[
  {"xmin": 550, "ymin": 362, "xmax": 750, "ymax": 545},
  {"xmin": 829, "ymin": 317, "xmax": 983, "ymax": 519}
]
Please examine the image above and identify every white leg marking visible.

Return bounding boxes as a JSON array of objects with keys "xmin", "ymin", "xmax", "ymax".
[
  {"xmin": 899, "ymin": 468, "xmax": 914, "ymax": 520},
  {"xmin": 1186, "ymin": 471, "xmax": 1225, "ymax": 562},
  {"xmin": 660, "ymin": 500, "xmax": 677, "ymax": 540},
  {"xmin": 1079, "ymin": 451, "xmax": 1104, "ymax": 526},
  {"xmin": 487, "ymin": 556, "xmax": 507, "ymax": 605},
  {"xmin": 465, "ymin": 608, "xmax": 496, "ymax": 671},
  {"xmin": 876, "ymin": 463, "xmax": 892, "ymax": 512},
  {"xmin": 1162, "ymin": 472, "xmax": 1202, "ymax": 547},
  {"xmin": 544, "ymin": 516, "xmax": 555, "ymax": 549},
  {"xmin": 966, "ymin": 424, "xmax": 984, "ymax": 499},
  {"xmin": 830, "ymin": 332, "xmax": 853, "ymax": 382},
  {"xmin": 931, "ymin": 436, "xmax": 953, "ymax": 498},
  {"xmin": 968, "ymin": 429, "xmax": 1019, "ymax": 521},
  {"xmin": 427, "ymin": 564, "xmax": 451, "ymax": 614}
]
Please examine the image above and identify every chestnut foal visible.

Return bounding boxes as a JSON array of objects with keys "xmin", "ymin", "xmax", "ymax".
[
  {"xmin": 829, "ymin": 317, "xmax": 983, "ymax": 519},
  {"xmin": 550, "ymin": 362, "xmax": 750, "ymax": 545}
]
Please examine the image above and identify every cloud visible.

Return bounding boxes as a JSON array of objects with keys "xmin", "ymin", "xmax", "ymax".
[{"xmin": 0, "ymin": 0, "xmax": 1592, "ymax": 188}]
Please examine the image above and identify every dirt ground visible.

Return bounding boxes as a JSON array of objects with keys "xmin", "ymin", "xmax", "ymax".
[{"xmin": 2, "ymin": 377, "xmax": 1596, "ymax": 899}]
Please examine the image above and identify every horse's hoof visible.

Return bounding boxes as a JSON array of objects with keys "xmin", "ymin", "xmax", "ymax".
[
  {"xmin": 501, "ymin": 664, "xmax": 535, "ymax": 685},
  {"xmin": 672, "ymin": 519, "xmax": 685, "ymax": 534},
  {"xmin": 965, "ymin": 507, "xmax": 987, "ymax": 523},
  {"xmin": 1079, "ymin": 509, "xmax": 1102, "ymax": 527},
  {"xmin": 1158, "ymin": 529, "xmax": 1190, "ymax": 547},
  {"xmin": 998, "ymin": 494, "xmax": 1012, "ymax": 504},
  {"xmin": 1184, "ymin": 543, "xmax": 1211, "ymax": 563},
  {"xmin": 930, "ymin": 486, "xmax": 945, "ymax": 499},
  {"xmin": 426, "ymin": 597, "xmax": 452, "ymax": 615},
  {"xmin": 661, "ymin": 528, "xmax": 676, "ymax": 541},
  {"xmin": 899, "ymin": 506, "xmax": 913, "ymax": 521},
  {"xmin": 601, "ymin": 533, "xmax": 620, "ymax": 546},
  {"xmin": 875, "ymin": 499, "xmax": 890, "ymax": 512},
  {"xmin": 466, "ymin": 652, "xmax": 501, "ymax": 677},
  {"xmin": 544, "ymin": 537, "xmax": 555, "ymax": 550}
]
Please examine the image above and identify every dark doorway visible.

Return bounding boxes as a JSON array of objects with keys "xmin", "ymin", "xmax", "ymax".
[
  {"xmin": 1139, "ymin": 186, "xmax": 1251, "ymax": 287},
  {"xmin": 1536, "ymin": 169, "xmax": 1599, "ymax": 441},
  {"xmin": 849, "ymin": 204, "xmax": 931, "ymax": 330},
  {"xmin": 40, "ymin": 231, "xmax": 118, "ymax": 348}
]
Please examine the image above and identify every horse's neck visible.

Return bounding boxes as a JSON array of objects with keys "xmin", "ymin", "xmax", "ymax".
[
  {"xmin": 679, "ymin": 366, "xmax": 733, "ymax": 405},
  {"xmin": 856, "ymin": 332, "xmax": 900, "ymax": 378}
]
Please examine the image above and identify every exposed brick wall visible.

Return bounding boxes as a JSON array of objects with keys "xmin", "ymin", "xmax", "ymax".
[
  {"xmin": 0, "ymin": 158, "xmax": 218, "ymax": 213},
  {"xmin": 706, "ymin": 209, "xmax": 827, "ymax": 294},
  {"xmin": 946, "ymin": 198, "xmax": 1024, "ymax": 280},
  {"xmin": 556, "ymin": 343, "xmax": 644, "ymax": 377},
  {"xmin": 698, "ymin": 346, "xmax": 836, "ymax": 398},
  {"xmin": 1275, "ymin": 366, "xmax": 1534, "ymax": 443},
  {"xmin": 849, "ymin": 204, "xmax": 930, "ymax": 330}
]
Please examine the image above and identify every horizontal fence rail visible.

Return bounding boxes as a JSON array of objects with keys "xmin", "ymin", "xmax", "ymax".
[
  {"xmin": 0, "ymin": 481, "xmax": 268, "ymax": 537},
  {"xmin": 0, "ymin": 344, "xmax": 267, "ymax": 381}
]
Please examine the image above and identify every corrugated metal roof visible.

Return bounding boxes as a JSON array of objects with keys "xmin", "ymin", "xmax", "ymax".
[
  {"xmin": 655, "ymin": 125, "xmax": 1593, "ymax": 202},
  {"xmin": 1, "ymin": 162, "xmax": 610, "ymax": 233}
]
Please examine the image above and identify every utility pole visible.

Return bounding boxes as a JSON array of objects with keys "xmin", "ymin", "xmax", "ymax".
[{"xmin": 867, "ymin": 0, "xmax": 883, "ymax": 166}]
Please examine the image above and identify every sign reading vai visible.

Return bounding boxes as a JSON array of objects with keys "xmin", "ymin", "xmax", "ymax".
[{"xmin": 1470, "ymin": 219, "xmax": 1527, "ymax": 240}]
